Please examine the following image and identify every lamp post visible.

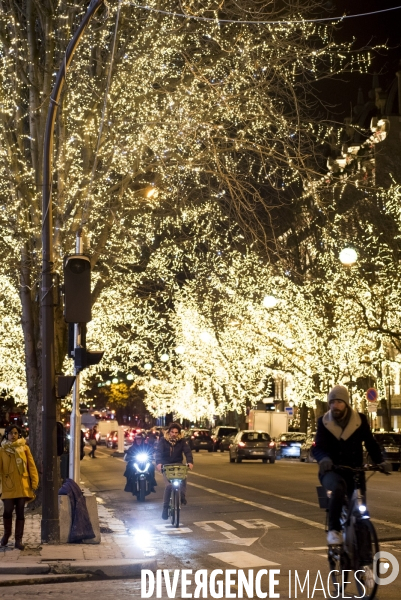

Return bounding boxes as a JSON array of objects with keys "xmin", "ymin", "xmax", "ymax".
[{"xmin": 41, "ymin": 0, "xmax": 105, "ymax": 543}]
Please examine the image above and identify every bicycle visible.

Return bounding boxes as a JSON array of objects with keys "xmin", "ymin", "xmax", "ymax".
[
  {"xmin": 162, "ymin": 464, "xmax": 189, "ymax": 528},
  {"xmin": 317, "ymin": 464, "xmax": 390, "ymax": 600}
]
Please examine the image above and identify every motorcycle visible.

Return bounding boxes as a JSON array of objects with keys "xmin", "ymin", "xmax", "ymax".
[{"xmin": 124, "ymin": 452, "xmax": 153, "ymax": 502}]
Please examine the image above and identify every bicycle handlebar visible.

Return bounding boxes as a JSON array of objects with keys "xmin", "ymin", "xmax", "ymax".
[{"xmin": 334, "ymin": 464, "xmax": 391, "ymax": 475}]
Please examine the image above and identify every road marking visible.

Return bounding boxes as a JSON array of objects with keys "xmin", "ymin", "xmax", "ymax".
[
  {"xmin": 190, "ymin": 471, "xmax": 401, "ymax": 531},
  {"xmin": 235, "ymin": 519, "xmax": 279, "ymax": 530},
  {"xmin": 188, "ymin": 481, "xmax": 325, "ymax": 530},
  {"xmin": 209, "ymin": 551, "xmax": 280, "ymax": 568},
  {"xmin": 190, "ymin": 471, "xmax": 317, "ymax": 507},
  {"xmin": 194, "ymin": 520, "xmax": 236, "ymax": 532},
  {"xmin": 154, "ymin": 524, "xmax": 192, "ymax": 534},
  {"xmin": 215, "ymin": 532, "xmax": 259, "ymax": 546},
  {"xmin": 300, "ymin": 546, "xmax": 328, "ymax": 551}
]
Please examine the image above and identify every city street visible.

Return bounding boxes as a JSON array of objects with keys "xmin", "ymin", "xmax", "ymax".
[{"xmin": 4, "ymin": 447, "xmax": 400, "ymax": 598}]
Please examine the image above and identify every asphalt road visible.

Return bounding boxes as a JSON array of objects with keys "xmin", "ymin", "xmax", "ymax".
[{"xmin": 4, "ymin": 447, "xmax": 400, "ymax": 599}]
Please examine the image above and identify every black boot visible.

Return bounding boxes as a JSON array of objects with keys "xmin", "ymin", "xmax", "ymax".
[
  {"xmin": 1, "ymin": 518, "xmax": 12, "ymax": 547},
  {"xmin": 181, "ymin": 494, "xmax": 187, "ymax": 506},
  {"xmin": 14, "ymin": 520, "xmax": 25, "ymax": 551},
  {"xmin": 162, "ymin": 507, "xmax": 169, "ymax": 520}
]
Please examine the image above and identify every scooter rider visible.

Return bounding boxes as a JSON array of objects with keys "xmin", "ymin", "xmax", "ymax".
[
  {"xmin": 124, "ymin": 434, "xmax": 157, "ymax": 494},
  {"xmin": 156, "ymin": 422, "xmax": 193, "ymax": 520}
]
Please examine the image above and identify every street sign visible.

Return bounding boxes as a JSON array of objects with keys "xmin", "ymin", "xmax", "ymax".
[
  {"xmin": 367, "ymin": 402, "xmax": 378, "ymax": 412},
  {"xmin": 366, "ymin": 388, "xmax": 378, "ymax": 402},
  {"xmin": 285, "ymin": 407, "xmax": 294, "ymax": 416}
]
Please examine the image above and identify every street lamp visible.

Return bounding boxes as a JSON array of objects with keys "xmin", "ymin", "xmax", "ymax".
[
  {"xmin": 339, "ymin": 247, "xmax": 358, "ymax": 266},
  {"xmin": 41, "ymin": 0, "xmax": 106, "ymax": 544},
  {"xmin": 263, "ymin": 295, "xmax": 278, "ymax": 308}
]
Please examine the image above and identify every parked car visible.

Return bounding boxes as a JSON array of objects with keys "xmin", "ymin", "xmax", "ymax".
[
  {"xmin": 220, "ymin": 433, "xmax": 236, "ymax": 452},
  {"xmin": 229, "ymin": 430, "xmax": 276, "ymax": 463},
  {"xmin": 106, "ymin": 429, "xmax": 135, "ymax": 449},
  {"xmin": 276, "ymin": 432, "xmax": 307, "ymax": 459},
  {"xmin": 299, "ymin": 435, "xmax": 317, "ymax": 463},
  {"xmin": 188, "ymin": 429, "xmax": 213, "ymax": 452},
  {"xmin": 212, "ymin": 426, "xmax": 239, "ymax": 451},
  {"xmin": 364, "ymin": 432, "xmax": 401, "ymax": 471}
]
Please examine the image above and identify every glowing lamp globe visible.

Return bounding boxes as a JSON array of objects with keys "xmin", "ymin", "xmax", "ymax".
[
  {"xmin": 263, "ymin": 295, "xmax": 278, "ymax": 308},
  {"xmin": 339, "ymin": 248, "xmax": 357, "ymax": 266}
]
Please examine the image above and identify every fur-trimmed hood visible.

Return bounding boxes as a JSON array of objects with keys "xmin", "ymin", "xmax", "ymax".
[
  {"xmin": 322, "ymin": 407, "xmax": 361, "ymax": 441},
  {"xmin": 164, "ymin": 430, "xmax": 184, "ymax": 443}
]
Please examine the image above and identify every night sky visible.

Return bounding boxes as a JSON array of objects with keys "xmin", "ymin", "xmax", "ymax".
[{"xmin": 321, "ymin": 1, "xmax": 401, "ymax": 114}]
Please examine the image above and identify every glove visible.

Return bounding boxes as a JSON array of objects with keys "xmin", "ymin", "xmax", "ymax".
[
  {"xmin": 319, "ymin": 457, "xmax": 333, "ymax": 476},
  {"xmin": 379, "ymin": 461, "xmax": 392, "ymax": 474}
]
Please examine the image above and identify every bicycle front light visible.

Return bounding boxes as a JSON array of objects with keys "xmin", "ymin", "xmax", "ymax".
[
  {"xmin": 173, "ymin": 480, "xmax": 180, "ymax": 486},
  {"xmin": 137, "ymin": 453, "xmax": 149, "ymax": 462},
  {"xmin": 358, "ymin": 504, "xmax": 367, "ymax": 514}
]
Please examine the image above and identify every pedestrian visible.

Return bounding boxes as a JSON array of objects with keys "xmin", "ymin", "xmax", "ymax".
[
  {"xmin": 0, "ymin": 424, "xmax": 39, "ymax": 550},
  {"xmin": 88, "ymin": 425, "xmax": 98, "ymax": 458},
  {"xmin": 155, "ymin": 422, "xmax": 193, "ymax": 520}
]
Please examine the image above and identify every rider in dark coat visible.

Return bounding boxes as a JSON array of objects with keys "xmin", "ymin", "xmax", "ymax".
[
  {"xmin": 313, "ymin": 385, "xmax": 386, "ymax": 545},
  {"xmin": 124, "ymin": 434, "xmax": 156, "ymax": 494},
  {"xmin": 155, "ymin": 423, "xmax": 193, "ymax": 520}
]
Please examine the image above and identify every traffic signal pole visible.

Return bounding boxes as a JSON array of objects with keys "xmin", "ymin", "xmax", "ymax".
[
  {"xmin": 69, "ymin": 233, "xmax": 83, "ymax": 484},
  {"xmin": 41, "ymin": 0, "xmax": 105, "ymax": 543}
]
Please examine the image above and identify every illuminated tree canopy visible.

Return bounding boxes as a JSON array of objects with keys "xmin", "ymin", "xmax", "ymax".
[{"xmin": 0, "ymin": 0, "xmax": 393, "ymax": 440}]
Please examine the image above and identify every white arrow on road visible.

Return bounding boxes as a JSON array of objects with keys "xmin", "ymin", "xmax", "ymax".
[{"xmin": 214, "ymin": 532, "xmax": 258, "ymax": 546}]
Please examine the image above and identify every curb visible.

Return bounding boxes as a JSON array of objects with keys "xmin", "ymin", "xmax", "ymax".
[
  {"xmin": 0, "ymin": 558, "xmax": 157, "ymax": 583},
  {"xmin": 0, "ymin": 573, "xmax": 94, "ymax": 587}
]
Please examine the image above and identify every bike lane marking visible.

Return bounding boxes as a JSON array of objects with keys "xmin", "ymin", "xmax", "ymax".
[
  {"xmin": 209, "ymin": 550, "xmax": 280, "ymax": 568},
  {"xmin": 189, "ymin": 471, "xmax": 401, "ymax": 530},
  {"xmin": 188, "ymin": 481, "xmax": 325, "ymax": 529}
]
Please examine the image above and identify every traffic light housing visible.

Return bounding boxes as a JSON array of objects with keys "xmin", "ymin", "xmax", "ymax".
[
  {"xmin": 74, "ymin": 347, "xmax": 104, "ymax": 372},
  {"xmin": 63, "ymin": 254, "xmax": 91, "ymax": 323}
]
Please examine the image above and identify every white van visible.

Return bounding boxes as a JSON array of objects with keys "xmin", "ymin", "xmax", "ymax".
[{"xmin": 95, "ymin": 420, "xmax": 118, "ymax": 444}]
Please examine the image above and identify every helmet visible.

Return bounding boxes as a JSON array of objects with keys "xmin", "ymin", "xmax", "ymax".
[{"xmin": 135, "ymin": 433, "xmax": 143, "ymax": 440}]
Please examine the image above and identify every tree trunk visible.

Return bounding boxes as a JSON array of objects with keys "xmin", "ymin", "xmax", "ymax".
[
  {"xmin": 379, "ymin": 398, "xmax": 390, "ymax": 431},
  {"xmin": 299, "ymin": 402, "xmax": 308, "ymax": 433}
]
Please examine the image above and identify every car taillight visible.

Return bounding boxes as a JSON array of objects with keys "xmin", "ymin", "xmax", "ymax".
[
  {"xmin": 312, "ymin": 441, "xmax": 316, "ymax": 446},
  {"xmin": 238, "ymin": 442, "xmax": 246, "ymax": 447},
  {"xmin": 113, "ymin": 436, "xmax": 117, "ymax": 441},
  {"xmin": 280, "ymin": 442, "xmax": 288, "ymax": 446},
  {"xmin": 191, "ymin": 436, "xmax": 195, "ymax": 439},
  {"xmin": 269, "ymin": 441, "xmax": 275, "ymax": 447}
]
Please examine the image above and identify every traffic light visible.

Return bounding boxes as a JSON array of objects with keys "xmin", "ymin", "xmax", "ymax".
[
  {"xmin": 63, "ymin": 254, "xmax": 91, "ymax": 323},
  {"xmin": 74, "ymin": 347, "xmax": 104, "ymax": 372}
]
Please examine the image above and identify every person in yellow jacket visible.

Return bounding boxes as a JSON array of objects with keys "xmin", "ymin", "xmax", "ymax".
[{"xmin": 0, "ymin": 425, "xmax": 39, "ymax": 550}]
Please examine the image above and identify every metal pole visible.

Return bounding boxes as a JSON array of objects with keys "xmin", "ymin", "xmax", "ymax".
[
  {"xmin": 41, "ymin": 0, "xmax": 105, "ymax": 543},
  {"xmin": 69, "ymin": 233, "xmax": 83, "ymax": 483}
]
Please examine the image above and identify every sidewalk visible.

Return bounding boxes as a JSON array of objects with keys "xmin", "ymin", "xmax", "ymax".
[{"xmin": 0, "ymin": 500, "xmax": 156, "ymax": 586}]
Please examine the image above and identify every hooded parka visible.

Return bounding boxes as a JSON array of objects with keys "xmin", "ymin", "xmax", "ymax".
[{"xmin": 0, "ymin": 438, "xmax": 39, "ymax": 501}]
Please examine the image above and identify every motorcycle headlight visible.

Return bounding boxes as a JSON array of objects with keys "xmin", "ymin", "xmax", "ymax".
[{"xmin": 137, "ymin": 453, "xmax": 149, "ymax": 462}]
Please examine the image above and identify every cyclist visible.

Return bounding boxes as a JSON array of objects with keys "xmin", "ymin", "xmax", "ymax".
[
  {"xmin": 313, "ymin": 385, "xmax": 389, "ymax": 545},
  {"xmin": 155, "ymin": 422, "xmax": 193, "ymax": 520}
]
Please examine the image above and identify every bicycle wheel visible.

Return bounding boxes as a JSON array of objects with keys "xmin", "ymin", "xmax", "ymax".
[
  {"xmin": 169, "ymin": 489, "xmax": 176, "ymax": 526},
  {"xmin": 174, "ymin": 486, "xmax": 181, "ymax": 528},
  {"xmin": 354, "ymin": 519, "xmax": 379, "ymax": 600},
  {"xmin": 328, "ymin": 544, "xmax": 350, "ymax": 595}
]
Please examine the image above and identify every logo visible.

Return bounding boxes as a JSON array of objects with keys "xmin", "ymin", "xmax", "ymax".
[{"xmin": 373, "ymin": 551, "xmax": 399, "ymax": 585}]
